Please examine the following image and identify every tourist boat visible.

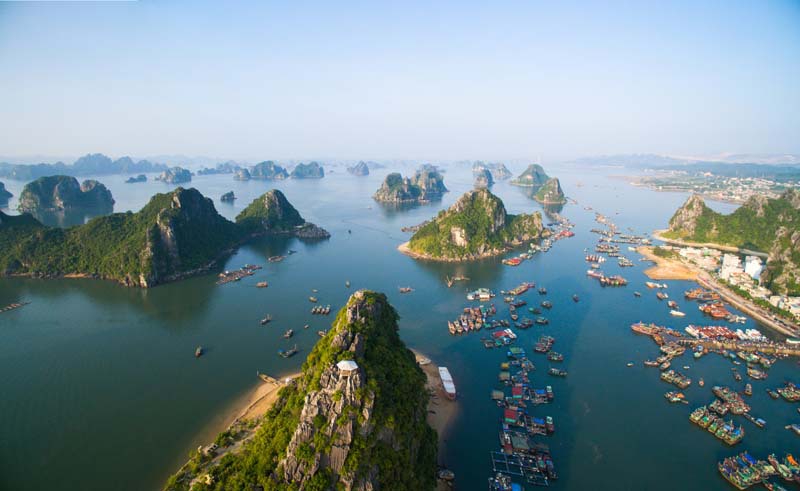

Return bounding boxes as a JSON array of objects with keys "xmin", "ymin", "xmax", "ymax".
[
  {"xmin": 278, "ymin": 344, "xmax": 298, "ymax": 358},
  {"xmin": 786, "ymin": 424, "xmax": 800, "ymax": 436},
  {"xmin": 547, "ymin": 352, "xmax": 563, "ymax": 362},
  {"xmin": 747, "ymin": 367, "xmax": 767, "ymax": 380},
  {"xmin": 659, "ymin": 361, "xmax": 671, "ymax": 371},
  {"xmin": 767, "ymin": 389, "xmax": 780, "ymax": 399},
  {"xmin": 541, "ymin": 301, "xmax": 552, "ymax": 309},
  {"xmin": 634, "ymin": 291, "xmax": 641, "ymax": 297},
  {"xmin": 535, "ymin": 317, "xmax": 549, "ymax": 325},
  {"xmin": 656, "ymin": 291, "xmax": 669, "ymax": 300},
  {"xmin": 256, "ymin": 281, "xmax": 268, "ymax": 288},
  {"xmin": 668, "ymin": 300, "xmax": 678, "ymax": 309},
  {"xmin": 586, "ymin": 269, "xmax": 603, "ymax": 279},
  {"xmin": 398, "ymin": 286, "xmax": 414, "ymax": 293},
  {"xmin": 670, "ymin": 310, "xmax": 685, "ymax": 317},
  {"xmin": 698, "ymin": 378, "xmax": 704, "ymax": 387},
  {"xmin": 644, "ymin": 360, "xmax": 659, "ymax": 367},
  {"xmin": 439, "ymin": 367, "xmax": 457, "ymax": 400},
  {"xmin": 538, "ymin": 287, "xmax": 547, "ymax": 295},
  {"xmin": 260, "ymin": 315, "xmax": 272, "ymax": 325},
  {"xmin": 309, "ymin": 296, "xmax": 318, "ymax": 303},
  {"xmin": 732, "ymin": 369, "xmax": 742, "ymax": 382},
  {"xmin": 283, "ymin": 329, "xmax": 294, "ymax": 339},
  {"xmin": 268, "ymin": 255, "xmax": 285, "ymax": 262},
  {"xmin": 626, "ymin": 362, "xmax": 634, "ymax": 367},
  {"xmin": 744, "ymin": 384, "xmax": 752, "ymax": 396},
  {"xmin": 548, "ymin": 368, "xmax": 567, "ymax": 377},
  {"xmin": 195, "ymin": 346, "xmax": 203, "ymax": 358}
]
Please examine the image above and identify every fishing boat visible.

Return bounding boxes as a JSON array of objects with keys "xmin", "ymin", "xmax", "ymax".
[
  {"xmin": 548, "ymin": 368, "xmax": 567, "ymax": 377},
  {"xmin": 667, "ymin": 300, "xmax": 678, "ymax": 309},
  {"xmin": 670, "ymin": 310, "xmax": 686, "ymax": 317},
  {"xmin": 439, "ymin": 367, "xmax": 457, "ymax": 400},
  {"xmin": 256, "ymin": 281, "xmax": 268, "ymax": 288},
  {"xmin": 467, "ymin": 288, "xmax": 495, "ymax": 301},
  {"xmin": 656, "ymin": 291, "xmax": 669, "ymax": 300},
  {"xmin": 538, "ymin": 287, "xmax": 547, "ymax": 295},
  {"xmin": 644, "ymin": 360, "xmax": 659, "ymax": 367},
  {"xmin": 195, "ymin": 346, "xmax": 203, "ymax": 358},
  {"xmin": 744, "ymin": 384, "xmax": 752, "ymax": 396},
  {"xmin": 541, "ymin": 301, "xmax": 552, "ymax": 309},
  {"xmin": 278, "ymin": 344, "xmax": 298, "ymax": 358},
  {"xmin": 634, "ymin": 291, "xmax": 642, "ymax": 297},
  {"xmin": 309, "ymin": 296, "xmax": 318, "ymax": 303},
  {"xmin": 626, "ymin": 362, "xmax": 634, "ymax": 367},
  {"xmin": 698, "ymin": 378, "xmax": 705, "ymax": 387},
  {"xmin": 260, "ymin": 315, "xmax": 272, "ymax": 325},
  {"xmin": 398, "ymin": 286, "xmax": 414, "ymax": 293},
  {"xmin": 283, "ymin": 329, "xmax": 294, "ymax": 339},
  {"xmin": 535, "ymin": 317, "xmax": 549, "ymax": 325}
]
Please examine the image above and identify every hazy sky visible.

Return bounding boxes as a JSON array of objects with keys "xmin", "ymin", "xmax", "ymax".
[{"xmin": 1, "ymin": 0, "xmax": 799, "ymax": 162}]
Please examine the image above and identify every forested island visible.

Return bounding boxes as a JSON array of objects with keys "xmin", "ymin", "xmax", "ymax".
[
  {"xmin": 510, "ymin": 164, "xmax": 549, "ymax": 187},
  {"xmin": 0, "ymin": 188, "xmax": 327, "ymax": 287},
  {"xmin": 664, "ymin": 190, "xmax": 800, "ymax": 295},
  {"xmin": 291, "ymin": 161, "xmax": 325, "ymax": 179},
  {"xmin": 346, "ymin": 161, "xmax": 369, "ymax": 176},
  {"xmin": 373, "ymin": 168, "xmax": 447, "ymax": 203},
  {"xmin": 401, "ymin": 188, "xmax": 544, "ymax": 261},
  {"xmin": 472, "ymin": 161, "xmax": 512, "ymax": 180},
  {"xmin": 156, "ymin": 167, "xmax": 193, "ymax": 184},
  {"xmin": 0, "ymin": 153, "xmax": 168, "ymax": 180},
  {"xmin": 164, "ymin": 290, "xmax": 437, "ymax": 491},
  {"xmin": 533, "ymin": 178, "xmax": 566, "ymax": 204},
  {"xmin": 18, "ymin": 175, "xmax": 114, "ymax": 213}
]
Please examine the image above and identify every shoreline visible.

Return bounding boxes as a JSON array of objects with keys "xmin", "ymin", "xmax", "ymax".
[
  {"xmin": 398, "ymin": 241, "xmax": 507, "ymax": 263},
  {"xmin": 637, "ymin": 246, "xmax": 698, "ymax": 281},
  {"xmin": 411, "ymin": 350, "xmax": 459, "ymax": 464},
  {"xmin": 651, "ymin": 229, "xmax": 768, "ymax": 258},
  {"xmin": 636, "ymin": 248, "xmax": 799, "ymax": 338}
]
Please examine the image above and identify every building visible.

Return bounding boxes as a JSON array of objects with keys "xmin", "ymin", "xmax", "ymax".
[
  {"xmin": 336, "ymin": 360, "xmax": 359, "ymax": 376},
  {"xmin": 744, "ymin": 256, "xmax": 764, "ymax": 281},
  {"xmin": 719, "ymin": 254, "xmax": 743, "ymax": 281}
]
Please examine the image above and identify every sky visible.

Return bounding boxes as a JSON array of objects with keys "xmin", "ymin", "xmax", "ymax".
[{"xmin": 0, "ymin": 0, "xmax": 799, "ymax": 162}]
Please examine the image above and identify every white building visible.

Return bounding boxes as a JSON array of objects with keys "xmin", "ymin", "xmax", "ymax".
[
  {"xmin": 719, "ymin": 254, "xmax": 743, "ymax": 281},
  {"xmin": 744, "ymin": 256, "xmax": 764, "ymax": 281}
]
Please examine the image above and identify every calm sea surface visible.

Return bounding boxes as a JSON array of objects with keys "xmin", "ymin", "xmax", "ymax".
[{"xmin": 0, "ymin": 165, "xmax": 796, "ymax": 491}]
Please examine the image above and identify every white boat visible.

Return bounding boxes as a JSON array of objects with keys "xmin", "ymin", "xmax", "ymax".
[
  {"xmin": 670, "ymin": 310, "xmax": 685, "ymax": 317},
  {"xmin": 438, "ymin": 367, "xmax": 457, "ymax": 400}
]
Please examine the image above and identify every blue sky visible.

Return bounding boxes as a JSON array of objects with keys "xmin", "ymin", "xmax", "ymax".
[{"xmin": 0, "ymin": 0, "xmax": 798, "ymax": 161}]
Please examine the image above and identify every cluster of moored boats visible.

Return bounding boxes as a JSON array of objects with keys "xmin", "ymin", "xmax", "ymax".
[
  {"xmin": 310, "ymin": 305, "xmax": 331, "ymax": 315},
  {"xmin": 718, "ymin": 452, "xmax": 800, "ymax": 489},
  {"xmin": 216, "ymin": 264, "xmax": 261, "ymax": 285},
  {"xmin": 690, "ymin": 406, "xmax": 746, "ymax": 445}
]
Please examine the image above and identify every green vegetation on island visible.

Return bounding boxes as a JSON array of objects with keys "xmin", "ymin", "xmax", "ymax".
[
  {"xmin": 250, "ymin": 161, "xmax": 289, "ymax": 180},
  {"xmin": 290, "ymin": 161, "xmax": 325, "ymax": 179},
  {"xmin": 373, "ymin": 168, "xmax": 447, "ymax": 203},
  {"xmin": 18, "ymin": 175, "xmax": 114, "ymax": 213},
  {"xmin": 0, "ymin": 188, "xmax": 327, "ymax": 287},
  {"xmin": 156, "ymin": 167, "xmax": 192, "ymax": 184},
  {"xmin": 164, "ymin": 291, "xmax": 437, "ymax": 491},
  {"xmin": 510, "ymin": 164, "xmax": 549, "ymax": 187},
  {"xmin": 346, "ymin": 161, "xmax": 369, "ymax": 176},
  {"xmin": 533, "ymin": 178, "xmax": 566, "ymax": 204},
  {"xmin": 406, "ymin": 188, "xmax": 543, "ymax": 260},
  {"xmin": 473, "ymin": 168, "xmax": 494, "ymax": 188},
  {"xmin": 664, "ymin": 190, "xmax": 800, "ymax": 295},
  {"xmin": 472, "ymin": 161, "xmax": 512, "ymax": 180}
]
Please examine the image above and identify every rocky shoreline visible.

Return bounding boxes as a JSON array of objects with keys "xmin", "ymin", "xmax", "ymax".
[{"xmin": 397, "ymin": 241, "xmax": 509, "ymax": 262}]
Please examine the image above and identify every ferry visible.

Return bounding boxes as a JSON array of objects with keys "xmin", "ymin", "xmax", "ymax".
[{"xmin": 439, "ymin": 367, "xmax": 457, "ymax": 400}]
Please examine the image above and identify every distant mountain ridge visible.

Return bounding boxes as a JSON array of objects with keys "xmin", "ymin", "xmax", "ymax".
[{"xmin": 0, "ymin": 153, "xmax": 168, "ymax": 180}]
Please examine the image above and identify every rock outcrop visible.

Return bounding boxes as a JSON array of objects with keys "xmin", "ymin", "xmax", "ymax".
[
  {"xmin": 406, "ymin": 188, "xmax": 544, "ymax": 261},
  {"xmin": 250, "ymin": 161, "xmax": 288, "ymax": 180},
  {"xmin": 170, "ymin": 291, "xmax": 437, "ymax": 491},
  {"xmin": 291, "ymin": 161, "xmax": 325, "ymax": 179},
  {"xmin": 156, "ymin": 167, "xmax": 192, "ymax": 184},
  {"xmin": 474, "ymin": 168, "xmax": 494, "ymax": 188},
  {"xmin": 233, "ymin": 168, "xmax": 251, "ymax": 181},
  {"xmin": 373, "ymin": 168, "xmax": 447, "ymax": 203},
  {"xmin": 0, "ymin": 182, "xmax": 12, "ymax": 204},
  {"xmin": 236, "ymin": 189, "xmax": 330, "ymax": 239},
  {"xmin": 220, "ymin": 191, "xmax": 236, "ymax": 202},
  {"xmin": 533, "ymin": 178, "xmax": 566, "ymax": 204},
  {"xmin": 511, "ymin": 164, "xmax": 549, "ymax": 187},
  {"xmin": 347, "ymin": 161, "xmax": 370, "ymax": 176},
  {"xmin": 17, "ymin": 175, "xmax": 114, "ymax": 213},
  {"xmin": 666, "ymin": 190, "xmax": 800, "ymax": 295},
  {"xmin": 472, "ymin": 161, "xmax": 512, "ymax": 180}
]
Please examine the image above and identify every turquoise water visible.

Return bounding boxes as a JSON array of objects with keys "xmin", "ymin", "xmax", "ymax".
[{"xmin": 0, "ymin": 166, "xmax": 797, "ymax": 490}]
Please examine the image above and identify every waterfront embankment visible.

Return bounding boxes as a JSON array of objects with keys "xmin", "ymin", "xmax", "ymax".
[
  {"xmin": 651, "ymin": 229, "xmax": 769, "ymax": 258},
  {"xmin": 637, "ymin": 246, "xmax": 697, "ymax": 281}
]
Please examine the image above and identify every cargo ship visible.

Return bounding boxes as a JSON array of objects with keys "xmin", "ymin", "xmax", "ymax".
[{"xmin": 439, "ymin": 367, "xmax": 457, "ymax": 400}]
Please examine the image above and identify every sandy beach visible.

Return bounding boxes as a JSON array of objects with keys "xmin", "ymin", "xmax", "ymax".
[
  {"xmin": 637, "ymin": 246, "xmax": 698, "ymax": 281},
  {"xmin": 412, "ymin": 351, "xmax": 459, "ymax": 458}
]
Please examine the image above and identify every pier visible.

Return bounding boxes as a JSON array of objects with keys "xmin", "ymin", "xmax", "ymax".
[{"xmin": 678, "ymin": 339, "xmax": 800, "ymax": 357}]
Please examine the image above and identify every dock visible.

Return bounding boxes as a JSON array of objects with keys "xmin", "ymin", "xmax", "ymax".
[{"xmin": 490, "ymin": 451, "xmax": 550, "ymax": 486}]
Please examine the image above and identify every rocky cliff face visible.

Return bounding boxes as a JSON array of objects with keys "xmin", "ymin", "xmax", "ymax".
[
  {"xmin": 156, "ymin": 167, "xmax": 192, "ymax": 184},
  {"xmin": 18, "ymin": 175, "xmax": 114, "ymax": 213},
  {"xmin": 233, "ymin": 168, "xmax": 251, "ymax": 181},
  {"xmin": 408, "ymin": 188, "xmax": 543, "ymax": 260},
  {"xmin": 250, "ymin": 161, "xmax": 289, "ymax": 180},
  {"xmin": 667, "ymin": 194, "xmax": 708, "ymax": 236},
  {"xmin": 220, "ymin": 191, "xmax": 235, "ymax": 202},
  {"xmin": 291, "ymin": 162, "xmax": 325, "ymax": 179},
  {"xmin": 474, "ymin": 168, "xmax": 494, "ymax": 188},
  {"xmin": 347, "ymin": 161, "xmax": 370, "ymax": 176},
  {"xmin": 534, "ymin": 178, "xmax": 566, "ymax": 204},
  {"xmin": 0, "ymin": 182, "xmax": 12, "ymax": 204},
  {"xmin": 236, "ymin": 190, "xmax": 330, "ymax": 239},
  {"xmin": 373, "ymin": 169, "xmax": 447, "ymax": 203},
  {"xmin": 511, "ymin": 164, "xmax": 549, "ymax": 187}
]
